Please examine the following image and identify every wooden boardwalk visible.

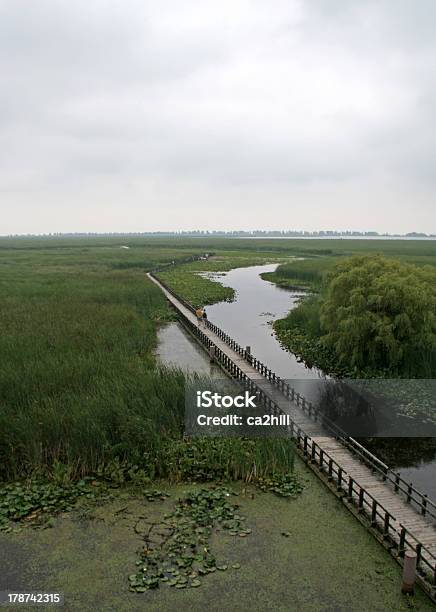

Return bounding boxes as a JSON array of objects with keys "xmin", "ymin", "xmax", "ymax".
[{"xmin": 148, "ymin": 272, "xmax": 436, "ymax": 598}]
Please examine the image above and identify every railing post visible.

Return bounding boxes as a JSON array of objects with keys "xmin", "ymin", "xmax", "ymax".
[
  {"xmin": 358, "ymin": 489, "xmax": 364, "ymax": 513},
  {"xmin": 399, "ymin": 527, "xmax": 406, "ymax": 557},
  {"xmin": 383, "ymin": 512, "xmax": 390, "ymax": 539},
  {"xmin": 416, "ymin": 543, "xmax": 422, "ymax": 570},
  {"xmin": 348, "ymin": 478, "xmax": 354, "ymax": 501},
  {"xmin": 328, "ymin": 459, "xmax": 333, "ymax": 482},
  {"xmin": 421, "ymin": 494, "xmax": 428, "ymax": 516},
  {"xmin": 371, "ymin": 499, "xmax": 378, "ymax": 527},
  {"xmin": 337, "ymin": 468, "xmax": 343, "ymax": 491},
  {"xmin": 407, "ymin": 483, "xmax": 413, "ymax": 503},
  {"xmin": 209, "ymin": 345, "xmax": 215, "ymax": 363},
  {"xmin": 245, "ymin": 345, "xmax": 251, "ymax": 363}
]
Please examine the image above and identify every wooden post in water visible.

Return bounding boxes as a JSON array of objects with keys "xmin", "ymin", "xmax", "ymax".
[{"xmin": 401, "ymin": 550, "xmax": 417, "ymax": 594}]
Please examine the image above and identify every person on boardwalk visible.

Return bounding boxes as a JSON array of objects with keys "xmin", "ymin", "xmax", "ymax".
[
  {"xmin": 202, "ymin": 308, "xmax": 208, "ymax": 327},
  {"xmin": 195, "ymin": 307, "xmax": 203, "ymax": 326}
]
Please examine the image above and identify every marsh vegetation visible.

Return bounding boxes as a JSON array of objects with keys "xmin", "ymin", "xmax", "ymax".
[{"xmin": 0, "ymin": 236, "xmax": 297, "ymax": 512}]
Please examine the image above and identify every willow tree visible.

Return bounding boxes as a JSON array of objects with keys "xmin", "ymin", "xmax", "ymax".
[{"xmin": 320, "ymin": 255, "xmax": 436, "ymax": 376}]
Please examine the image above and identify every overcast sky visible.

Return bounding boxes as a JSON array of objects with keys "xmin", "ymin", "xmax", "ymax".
[{"xmin": 1, "ymin": 0, "xmax": 435, "ymax": 234}]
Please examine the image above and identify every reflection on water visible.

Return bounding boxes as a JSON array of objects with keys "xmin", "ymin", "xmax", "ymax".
[
  {"xmin": 316, "ymin": 380, "xmax": 436, "ymax": 498},
  {"xmin": 362, "ymin": 438, "xmax": 436, "ymax": 500},
  {"xmin": 317, "ymin": 380, "xmax": 378, "ymax": 437},
  {"xmin": 155, "ymin": 322, "xmax": 222, "ymax": 377},
  {"xmin": 317, "ymin": 379, "xmax": 436, "ymax": 437},
  {"xmin": 363, "ymin": 438, "xmax": 436, "ymax": 470}
]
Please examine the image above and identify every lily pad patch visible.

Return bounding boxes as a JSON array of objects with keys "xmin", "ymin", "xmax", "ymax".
[{"xmin": 129, "ymin": 487, "xmax": 248, "ymax": 592}]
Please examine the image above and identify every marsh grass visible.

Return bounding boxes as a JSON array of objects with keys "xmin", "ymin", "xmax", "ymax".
[
  {"xmin": 0, "ymin": 241, "xmax": 194, "ymax": 479},
  {"xmin": 262, "ymin": 256, "xmax": 338, "ymax": 290},
  {"xmin": 0, "ymin": 238, "xmax": 296, "ymax": 484},
  {"xmin": 158, "ymin": 437, "xmax": 295, "ymax": 483}
]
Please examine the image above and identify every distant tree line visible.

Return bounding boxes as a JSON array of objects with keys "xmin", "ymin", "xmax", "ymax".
[{"xmin": 3, "ymin": 230, "xmax": 436, "ymax": 238}]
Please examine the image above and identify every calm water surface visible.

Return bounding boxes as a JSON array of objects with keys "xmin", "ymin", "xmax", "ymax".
[
  {"xmin": 203, "ymin": 264, "xmax": 320, "ymax": 380},
  {"xmin": 155, "ymin": 322, "xmax": 222, "ymax": 377}
]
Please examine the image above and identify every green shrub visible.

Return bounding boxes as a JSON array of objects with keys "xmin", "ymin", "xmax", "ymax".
[
  {"xmin": 156, "ymin": 437, "xmax": 295, "ymax": 483},
  {"xmin": 320, "ymin": 255, "xmax": 436, "ymax": 376}
]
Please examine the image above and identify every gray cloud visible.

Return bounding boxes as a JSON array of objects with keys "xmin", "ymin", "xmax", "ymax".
[{"xmin": 0, "ymin": 0, "xmax": 435, "ymax": 233}]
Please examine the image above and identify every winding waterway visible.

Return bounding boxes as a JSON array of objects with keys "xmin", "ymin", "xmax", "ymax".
[
  {"xmin": 156, "ymin": 263, "xmax": 436, "ymax": 500},
  {"xmin": 203, "ymin": 264, "xmax": 320, "ymax": 380}
]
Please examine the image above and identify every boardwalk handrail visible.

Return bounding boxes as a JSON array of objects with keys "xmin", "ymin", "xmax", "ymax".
[
  {"xmin": 149, "ymin": 271, "xmax": 436, "ymax": 598},
  {"xmin": 234, "ymin": 341, "xmax": 436, "ymax": 522},
  {"xmin": 150, "ymin": 268, "xmax": 436, "ymax": 523}
]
